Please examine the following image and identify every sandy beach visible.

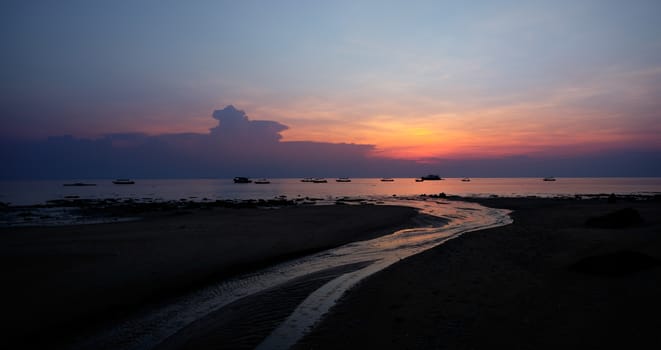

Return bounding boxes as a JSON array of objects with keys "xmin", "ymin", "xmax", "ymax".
[
  {"xmin": 0, "ymin": 204, "xmax": 418, "ymax": 348},
  {"xmin": 298, "ymin": 197, "xmax": 661, "ymax": 349},
  {"xmin": 2, "ymin": 196, "xmax": 660, "ymax": 349}
]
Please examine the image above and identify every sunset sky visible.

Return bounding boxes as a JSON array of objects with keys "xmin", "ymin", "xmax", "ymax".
[{"xmin": 2, "ymin": 0, "xmax": 661, "ymax": 177}]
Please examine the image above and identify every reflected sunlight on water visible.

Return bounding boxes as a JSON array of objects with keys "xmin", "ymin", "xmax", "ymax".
[
  {"xmin": 1, "ymin": 178, "xmax": 660, "ymax": 205},
  {"xmin": 71, "ymin": 198, "xmax": 511, "ymax": 350}
]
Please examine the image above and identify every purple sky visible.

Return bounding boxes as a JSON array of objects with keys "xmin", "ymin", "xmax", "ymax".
[{"xmin": 1, "ymin": 1, "xmax": 660, "ymax": 178}]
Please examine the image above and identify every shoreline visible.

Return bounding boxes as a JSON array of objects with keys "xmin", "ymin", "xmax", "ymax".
[
  {"xmin": 297, "ymin": 196, "xmax": 661, "ymax": 349},
  {"xmin": 3, "ymin": 193, "xmax": 658, "ymax": 228}
]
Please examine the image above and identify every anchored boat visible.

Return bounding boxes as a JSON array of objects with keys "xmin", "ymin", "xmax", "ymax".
[{"xmin": 112, "ymin": 179, "xmax": 135, "ymax": 185}]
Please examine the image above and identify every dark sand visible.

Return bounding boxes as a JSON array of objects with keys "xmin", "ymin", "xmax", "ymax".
[
  {"xmin": 4, "ymin": 197, "xmax": 661, "ymax": 349},
  {"xmin": 297, "ymin": 197, "xmax": 661, "ymax": 349},
  {"xmin": 0, "ymin": 204, "xmax": 418, "ymax": 348}
]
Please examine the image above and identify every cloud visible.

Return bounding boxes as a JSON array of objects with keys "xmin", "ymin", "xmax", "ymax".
[
  {"xmin": 210, "ymin": 105, "xmax": 288, "ymax": 143},
  {"xmin": 0, "ymin": 106, "xmax": 390, "ymax": 179},
  {"xmin": 1, "ymin": 106, "xmax": 660, "ymax": 179}
]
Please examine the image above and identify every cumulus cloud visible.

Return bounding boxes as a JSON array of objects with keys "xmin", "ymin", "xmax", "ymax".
[
  {"xmin": 210, "ymin": 105, "xmax": 288, "ymax": 143},
  {"xmin": 1, "ymin": 106, "xmax": 392, "ymax": 178}
]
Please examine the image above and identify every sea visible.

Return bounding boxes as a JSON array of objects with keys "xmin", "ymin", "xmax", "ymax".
[{"xmin": 1, "ymin": 177, "xmax": 660, "ymax": 206}]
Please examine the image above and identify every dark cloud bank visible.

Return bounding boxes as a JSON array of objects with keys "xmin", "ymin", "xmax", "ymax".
[{"xmin": 1, "ymin": 106, "xmax": 660, "ymax": 179}]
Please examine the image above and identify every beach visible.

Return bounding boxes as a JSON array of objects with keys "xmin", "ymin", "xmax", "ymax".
[
  {"xmin": 298, "ymin": 197, "xmax": 661, "ymax": 349},
  {"xmin": 0, "ymin": 203, "xmax": 418, "ymax": 348},
  {"xmin": 2, "ymin": 196, "xmax": 661, "ymax": 349}
]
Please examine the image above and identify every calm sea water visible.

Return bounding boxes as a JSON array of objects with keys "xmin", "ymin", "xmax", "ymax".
[{"xmin": 1, "ymin": 177, "xmax": 660, "ymax": 206}]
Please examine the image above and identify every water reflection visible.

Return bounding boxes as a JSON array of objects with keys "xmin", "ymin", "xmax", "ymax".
[
  {"xmin": 2, "ymin": 177, "xmax": 660, "ymax": 206},
  {"xmin": 72, "ymin": 197, "xmax": 511, "ymax": 350},
  {"xmin": 257, "ymin": 198, "xmax": 511, "ymax": 349}
]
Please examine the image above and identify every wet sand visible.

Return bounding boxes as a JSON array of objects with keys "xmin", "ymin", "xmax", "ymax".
[
  {"xmin": 0, "ymin": 204, "xmax": 418, "ymax": 348},
  {"xmin": 297, "ymin": 197, "xmax": 661, "ymax": 349},
  {"xmin": 5, "ymin": 197, "xmax": 661, "ymax": 349}
]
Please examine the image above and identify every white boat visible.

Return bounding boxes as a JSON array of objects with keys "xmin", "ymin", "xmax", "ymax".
[
  {"xmin": 312, "ymin": 178, "xmax": 328, "ymax": 183},
  {"xmin": 254, "ymin": 179, "xmax": 270, "ymax": 184}
]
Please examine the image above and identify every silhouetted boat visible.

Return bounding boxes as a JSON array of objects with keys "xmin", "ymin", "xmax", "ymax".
[
  {"xmin": 421, "ymin": 174, "xmax": 442, "ymax": 180},
  {"xmin": 112, "ymin": 179, "xmax": 135, "ymax": 185},
  {"xmin": 312, "ymin": 178, "xmax": 328, "ymax": 183},
  {"xmin": 380, "ymin": 178, "xmax": 394, "ymax": 182},
  {"xmin": 63, "ymin": 182, "xmax": 96, "ymax": 186},
  {"xmin": 461, "ymin": 177, "xmax": 471, "ymax": 182},
  {"xmin": 254, "ymin": 179, "xmax": 270, "ymax": 184},
  {"xmin": 301, "ymin": 178, "xmax": 314, "ymax": 182},
  {"xmin": 233, "ymin": 177, "xmax": 252, "ymax": 183},
  {"xmin": 415, "ymin": 179, "xmax": 424, "ymax": 182},
  {"xmin": 543, "ymin": 177, "xmax": 556, "ymax": 182},
  {"xmin": 336, "ymin": 178, "xmax": 351, "ymax": 182}
]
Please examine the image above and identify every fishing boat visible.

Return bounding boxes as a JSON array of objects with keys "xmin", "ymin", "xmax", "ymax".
[
  {"xmin": 461, "ymin": 177, "xmax": 471, "ymax": 182},
  {"xmin": 233, "ymin": 177, "xmax": 252, "ymax": 183},
  {"xmin": 336, "ymin": 178, "xmax": 351, "ymax": 182},
  {"xmin": 301, "ymin": 178, "xmax": 314, "ymax": 182},
  {"xmin": 112, "ymin": 179, "xmax": 135, "ymax": 185},
  {"xmin": 312, "ymin": 178, "xmax": 328, "ymax": 183},
  {"xmin": 421, "ymin": 174, "xmax": 442, "ymax": 180},
  {"xmin": 254, "ymin": 179, "xmax": 270, "ymax": 184},
  {"xmin": 63, "ymin": 182, "xmax": 97, "ymax": 186},
  {"xmin": 543, "ymin": 177, "xmax": 556, "ymax": 182},
  {"xmin": 380, "ymin": 178, "xmax": 395, "ymax": 182},
  {"xmin": 415, "ymin": 178, "xmax": 424, "ymax": 182}
]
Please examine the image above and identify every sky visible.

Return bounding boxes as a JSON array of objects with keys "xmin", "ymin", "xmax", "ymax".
[{"xmin": 1, "ymin": 0, "xmax": 660, "ymax": 178}]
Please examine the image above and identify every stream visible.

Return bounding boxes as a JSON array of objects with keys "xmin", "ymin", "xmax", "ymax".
[{"xmin": 71, "ymin": 197, "xmax": 512, "ymax": 349}]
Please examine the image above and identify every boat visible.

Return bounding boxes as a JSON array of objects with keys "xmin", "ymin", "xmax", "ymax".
[
  {"xmin": 461, "ymin": 177, "xmax": 471, "ymax": 182},
  {"xmin": 336, "ymin": 178, "xmax": 351, "ymax": 182},
  {"xmin": 312, "ymin": 178, "xmax": 328, "ymax": 183},
  {"xmin": 112, "ymin": 179, "xmax": 135, "ymax": 185},
  {"xmin": 254, "ymin": 179, "xmax": 270, "ymax": 184},
  {"xmin": 63, "ymin": 182, "xmax": 96, "ymax": 186},
  {"xmin": 301, "ymin": 177, "xmax": 314, "ymax": 182},
  {"xmin": 421, "ymin": 174, "xmax": 442, "ymax": 180},
  {"xmin": 233, "ymin": 177, "xmax": 252, "ymax": 183},
  {"xmin": 543, "ymin": 177, "xmax": 556, "ymax": 182},
  {"xmin": 415, "ymin": 179, "xmax": 424, "ymax": 182},
  {"xmin": 380, "ymin": 178, "xmax": 395, "ymax": 182}
]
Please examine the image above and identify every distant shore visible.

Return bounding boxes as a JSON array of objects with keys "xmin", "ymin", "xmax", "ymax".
[{"xmin": 297, "ymin": 196, "xmax": 661, "ymax": 349}]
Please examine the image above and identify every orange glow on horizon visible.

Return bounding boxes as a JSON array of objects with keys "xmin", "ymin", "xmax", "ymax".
[
  {"xmin": 66, "ymin": 94, "xmax": 659, "ymax": 162},
  {"xmin": 275, "ymin": 106, "xmax": 660, "ymax": 161}
]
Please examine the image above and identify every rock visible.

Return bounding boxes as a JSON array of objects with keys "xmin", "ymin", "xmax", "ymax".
[{"xmin": 608, "ymin": 193, "xmax": 617, "ymax": 203}]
